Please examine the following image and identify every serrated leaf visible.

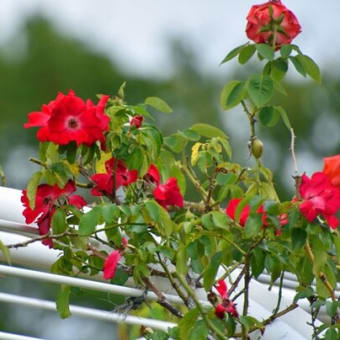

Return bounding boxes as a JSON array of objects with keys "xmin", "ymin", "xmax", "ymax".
[
  {"xmin": 0, "ymin": 240, "xmax": 11, "ymax": 265},
  {"xmin": 256, "ymin": 44, "xmax": 274, "ymax": 60},
  {"xmin": 78, "ymin": 207, "xmax": 101, "ymax": 236},
  {"xmin": 56, "ymin": 284, "xmax": 71, "ymax": 319},
  {"xmin": 271, "ymin": 58, "xmax": 288, "ymax": 82},
  {"xmin": 238, "ymin": 44, "xmax": 256, "ymax": 64},
  {"xmin": 248, "ymin": 74, "xmax": 274, "ymax": 107},
  {"xmin": 245, "ymin": 214, "xmax": 262, "ymax": 238},
  {"xmin": 220, "ymin": 43, "xmax": 248, "ymax": 64},
  {"xmin": 203, "ymin": 252, "xmax": 222, "ymax": 290},
  {"xmin": 26, "ymin": 171, "xmax": 43, "ymax": 210},
  {"xmin": 145, "ymin": 97, "xmax": 172, "ymax": 113},
  {"xmin": 251, "ymin": 248, "xmax": 265, "ymax": 278},
  {"xmin": 191, "ymin": 123, "xmax": 228, "ymax": 139},
  {"xmin": 220, "ymin": 81, "xmax": 246, "ymax": 111}
]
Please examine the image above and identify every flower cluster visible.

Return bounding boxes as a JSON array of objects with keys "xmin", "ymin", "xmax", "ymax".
[
  {"xmin": 24, "ymin": 90, "xmax": 110, "ymax": 147},
  {"xmin": 91, "ymin": 157, "xmax": 138, "ymax": 196},
  {"xmin": 21, "ymin": 181, "xmax": 86, "ymax": 247},
  {"xmin": 246, "ymin": 0, "xmax": 301, "ymax": 48}
]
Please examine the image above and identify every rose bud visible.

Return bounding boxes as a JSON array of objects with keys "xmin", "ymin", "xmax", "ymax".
[{"xmin": 130, "ymin": 115, "xmax": 143, "ymax": 128}]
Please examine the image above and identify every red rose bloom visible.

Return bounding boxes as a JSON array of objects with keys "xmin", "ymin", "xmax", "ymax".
[
  {"xmin": 323, "ymin": 155, "xmax": 340, "ymax": 190},
  {"xmin": 299, "ymin": 172, "xmax": 340, "ymax": 229},
  {"xmin": 91, "ymin": 157, "xmax": 138, "ymax": 196},
  {"xmin": 226, "ymin": 198, "xmax": 266, "ymax": 227},
  {"xmin": 153, "ymin": 177, "xmax": 184, "ymax": 210},
  {"xmin": 103, "ymin": 250, "xmax": 121, "ymax": 280},
  {"xmin": 130, "ymin": 115, "xmax": 144, "ymax": 128},
  {"xmin": 24, "ymin": 90, "xmax": 110, "ymax": 146},
  {"xmin": 21, "ymin": 181, "xmax": 86, "ymax": 247},
  {"xmin": 214, "ymin": 280, "xmax": 238, "ymax": 319},
  {"xmin": 246, "ymin": 0, "xmax": 301, "ymax": 48}
]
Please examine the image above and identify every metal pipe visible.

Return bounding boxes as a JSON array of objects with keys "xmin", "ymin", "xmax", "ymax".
[{"xmin": 0, "ymin": 292, "xmax": 175, "ymax": 331}]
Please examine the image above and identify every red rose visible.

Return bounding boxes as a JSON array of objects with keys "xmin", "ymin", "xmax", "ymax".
[
  {"xmin": 130, "ymin": 115, "xmax": 144, "ymax": 128},
  {"xmin": 91, "ymin": 157, "xmax": 138, "ymax": 196},
  {"xmin": 246, "ymin": 1, "xmax": 301, "ymax": 48},
  {"xmin": 21, "ymin": 181, "xmax": 86, "ymax": 247},
  {"xmin": 144, "ymin": 164, "xmax": 160, "ymax": 185},
  {"xmin": 323, "ymin": 155, "xmax": 340, "ymax": 190},
  {"xmin": 214, "ymin": 280, "xmax": 238, "ymax": 319},
  {"xmin": 226, "ymin": 198, "xmax": 266, "ymax": 227},
  {"xmin": 24, "ymin": 90, "xmax": 110, "ymax": 146},
  {"xmin": 153, "ymin": 177, "xmax": 183, "ymax": 210},
  {"xmin": 299, "ymin": 172, "xmax": 340, "ymax": 229}
]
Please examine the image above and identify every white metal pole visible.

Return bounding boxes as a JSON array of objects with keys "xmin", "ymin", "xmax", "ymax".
[
  {"xmin": 0, "ymin": 332, "xmax": 44, "ymax": 340},
  {"xmin": 0, "ymin": 292, "xmax": 175, "ymax": 331},
  {"xmin": 0, "ymin": 264, "xmax": 210, "ymax": 307}
]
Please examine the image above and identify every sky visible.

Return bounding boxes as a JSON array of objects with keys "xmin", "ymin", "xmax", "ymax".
[{"xmin": 0, "ymin": 0, "xmax": 340, "ymax": 77}]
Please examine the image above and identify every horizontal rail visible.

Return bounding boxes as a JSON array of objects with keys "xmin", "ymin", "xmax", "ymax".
[
  {"xmin": 0, "ymin": 332, "xmax": 44, "ymax": 340},
  {"xmin": 0, "ymin": 292, "xmax": 175, "ymax": 331}
]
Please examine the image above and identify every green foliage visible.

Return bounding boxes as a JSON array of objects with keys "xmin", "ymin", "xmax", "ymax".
[{"xmin": 56, "ymin": 284, "xmax": 71, "ymax": 319}]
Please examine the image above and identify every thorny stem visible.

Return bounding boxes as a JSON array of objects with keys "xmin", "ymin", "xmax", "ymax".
[
  {"xmin": 175, "ymin": 273, "xmax": 229, "ymax": 340},
  {"xmin": 29, "ymin": 157, "xmax": 46, "ymax": 168}
]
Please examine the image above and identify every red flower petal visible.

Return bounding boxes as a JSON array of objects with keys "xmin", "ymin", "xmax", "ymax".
[
  {"xmin": 216, "ymin": 280, "xmax": 228, "ymax": 299},
  {"xmin": 103, "ymin": 250, "xmax": 121, "ymax": 280}
]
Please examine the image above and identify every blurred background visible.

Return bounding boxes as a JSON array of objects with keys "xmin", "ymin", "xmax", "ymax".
[{"xmin": 0, "ymin": 0, "xmax": 340, "ymax": 339}]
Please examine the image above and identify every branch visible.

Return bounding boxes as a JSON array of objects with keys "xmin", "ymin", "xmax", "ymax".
[{"xmin": 142, "ymin": 277, "xmax": 183, "ymax": 318}]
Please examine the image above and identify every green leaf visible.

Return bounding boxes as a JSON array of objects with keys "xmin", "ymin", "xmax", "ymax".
[
  {"xmin": 238, "ymin": 45, "xmax": 256, "ymax": 64},
  {"xmin": 66, "ymin": 142, "xmax": 77, "ymax": 164},
  {"xmin": 256, "ymin": 44, "xmax": 274, "ymax": 60},
  {"xmin": 220, "ymin": 43, "xmax": 248, "ymax": 64},
  {"xmin": 164, "ymin": 133, "xmax": 187, "ymax": 154},
  {"xmin": 280, "ymin": 45, "xmax": 293, "ymax": 58},
  {"xmin": 296, "ymin": 55, "xmax": 321, "ymax": 83},
  {"xmin": 51, "ymin": 209, "xmax": 67, "ymax": 234},
  {"xmin": 333, "ymin": 235, "xmax": 340, "ymax": 264},
  {"xmin": 324, "ymin": 329, "xmax": 338, "ymax": 340},
  {"xmin": 211, "ymin": 211, "xmax": 230, "ymax": 229},
  {"xmin": 245, "ymin": 214, "xmax": 262, "ymax": 238},
  {"xmin": 101, "ymin": 204, "xmax": 119, "ymax": 224},
  {"xmin": 259, "ymin": 106, "xmax": 280, "ymax": 127},
  {"xmin": 293, "ymin": 287, "xmax": 314, "ymax": 303},
  {"xmin": 203, "ymin": 252, "xmax": 223, "ymax": 290},
  {"xmin": 126, "ymin": 147, "xmax": 143, "ymax": 171},
  {"xmin": 326, "ymin": 301, "xmax": 338, "ymax": 318},
  {"xmin": 145, "ymin": 97, "xmax": 172, "ymax": 113},
  {"xmin": 178, "ymin": 308, "xmax": 199, "ymax": 340},
  {"xmin": 291, "ymin": 228, "xmax": 307, "ymax": 250},
  {"xmin": 190, "ymin": 123, "xmax": 228, "ymax": 139},
  {"xmin": 289, "ymin": 56, "xmax": 306, "ymax": 77},
  {"xmin": 78, "ymin": 207, "xmax": 101, "ymax": 236},
  {"xmin": 56, "ymin": 284, "xmax": 71, "ymax": 319},
  {"xmin": 275, "ymin": 106, "xmax": 292, "ymax": 130},
  {"xmin": 0, "ymin": 240, "xmax": 11, "ymax": 265},
  {"xmin": 247, "ymin": 74, "xmax": 274, "ymax": 107},
  {"xmin": 176, "ymin": 246, "xmax": 188, "ymax": 275},
  {"xmin": 220, "ymin": 81, "xmax": 246, "ymax": 111},
  {"xmin": 189, "ymin": 320, "xmax": 208, "ymax": 340},
  {"xmin": 271, "ymin": 58, "xmax": 288, "ymax": 82},
  {"xmin": 235, "ymin": 194, "xmax": 255, "ymax": 224},
  {"xmin": 145, "ymin": 200, "xmax": 160, "ymax": 222},
  {"xmin": 170, "ymin": 166, "xmax": 186, "ymax": 195},
  {"xmin": 26, "ymin": 171, "xmax": 43, "ymax": 210},
  {"xmin": 251, "ymin": 248, "xmax": 265, "ymax": 278}
]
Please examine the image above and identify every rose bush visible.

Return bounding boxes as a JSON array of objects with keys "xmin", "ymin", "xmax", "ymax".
[{"xmin": 1, "ymin": 1, "xmax": 340, "ymax": 339}]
